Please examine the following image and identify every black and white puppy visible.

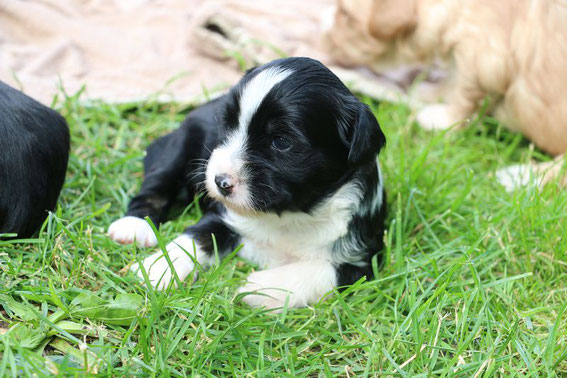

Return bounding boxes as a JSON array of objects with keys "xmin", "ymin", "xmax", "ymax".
[
  {"xmin": 108, "ymin": 57, "xmax": 386, "ymax": 308},
  {"xmin": 0, "ymin": 82, "xmax": 70, "ymax": 238}
]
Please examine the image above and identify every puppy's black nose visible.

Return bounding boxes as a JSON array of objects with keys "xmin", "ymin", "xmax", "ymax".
[{"xmin": 214, "ymin": 174, "xmax": 234, "ymax": 196}]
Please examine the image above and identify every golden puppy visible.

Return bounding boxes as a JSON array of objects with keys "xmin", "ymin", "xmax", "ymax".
[{"xmin": 323, "ymin": 0, "xmax": 567, "ymax": 188}]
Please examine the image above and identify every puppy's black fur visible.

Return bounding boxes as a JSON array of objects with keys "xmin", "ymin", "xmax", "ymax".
[
  {"xmin": 0, "ymin": 82, "xmax": 70, "ymax": 238},
  {"xmin": 119, "ymin": 57, "xmax": 386, "ymax": 290},
  {"xmin": 125, "ymin": 96, "xmax": 224, "ymax": 225}
]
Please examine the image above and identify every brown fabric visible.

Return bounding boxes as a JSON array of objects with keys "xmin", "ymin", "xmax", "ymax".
[{"xmin": 0, "ymin": 0, "xmax": 404, "ymax": 105}]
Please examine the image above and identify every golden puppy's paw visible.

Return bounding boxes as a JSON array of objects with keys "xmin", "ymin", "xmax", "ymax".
[{"xmin": 417, "ymin": 104, "xmax": 463, "ymax": 131}]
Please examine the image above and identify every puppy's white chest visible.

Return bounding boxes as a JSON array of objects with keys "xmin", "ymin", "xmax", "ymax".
[
  {"xmin": 223, "ymin": 203, "xmax": 353, "ymax": 268},
  {"xmin": 237, "ymin": 237, "xmax": 296, "ymax": 268}
]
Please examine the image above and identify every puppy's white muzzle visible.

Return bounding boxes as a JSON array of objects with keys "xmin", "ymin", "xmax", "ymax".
[{"xmin": 206, "ymin": 139, "xmax": 251, "ymax": 212}]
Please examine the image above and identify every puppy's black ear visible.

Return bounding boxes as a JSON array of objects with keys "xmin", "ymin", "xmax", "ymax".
[{"xmin": 341, "ymin": 103, "xmax": 386, "ymax": 165}]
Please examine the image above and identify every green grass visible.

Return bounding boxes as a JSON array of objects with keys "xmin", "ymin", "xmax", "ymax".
[{"xmin": 1, "ymin": 89, "xmax": 566, "ymax": 376}]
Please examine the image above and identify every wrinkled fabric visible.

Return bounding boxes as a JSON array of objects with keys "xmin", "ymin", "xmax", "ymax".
[{"xmin": 0, "ymin": 0, "xmax": 403, "ymax": 105}]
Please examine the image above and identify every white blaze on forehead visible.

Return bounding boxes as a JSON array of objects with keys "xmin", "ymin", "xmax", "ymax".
[{"xmin": 238, "ymin": 66, "xmax": 293, "ymax": 132}]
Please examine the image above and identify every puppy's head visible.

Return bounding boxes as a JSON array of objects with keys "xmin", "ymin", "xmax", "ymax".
[
  {"xmin": 322, "ymin": 0, "xmax": 418, "ymax": 69},
  {"xmin": 206, "ymin": 57, "xmax": 385, "ymax": 215}
]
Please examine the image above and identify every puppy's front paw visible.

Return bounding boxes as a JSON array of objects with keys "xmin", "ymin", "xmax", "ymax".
[
  {"xmin": 108, "ymin": 216, "xmax": 157, "ymax": 247},
  {"xmin": 237, "ymin": 270, "xmax": 293, "ymax": 310},
  {"xmin": 496, "ymin": 164, "xmax": 538, "ymax": 192},
  {"xmin": 130, "ymin": 234, "xmax": 207, "ymax": 291},
  {"xmin": 238, "ymin": 262, "xmax": 336, "ymax": 310},
  {"xmin": 416, "ymin": 104, "xmax": 462, "ymax": 131}
]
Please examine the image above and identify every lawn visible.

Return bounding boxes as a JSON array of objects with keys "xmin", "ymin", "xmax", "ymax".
[{"xmin": 0, "ymin": 87, "xmax": 566, "ymax": 376}]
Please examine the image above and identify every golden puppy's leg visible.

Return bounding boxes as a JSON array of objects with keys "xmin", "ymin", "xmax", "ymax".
[{"xmin": 416, "ymin": 72, "xmax": 483, "ymax": 131}]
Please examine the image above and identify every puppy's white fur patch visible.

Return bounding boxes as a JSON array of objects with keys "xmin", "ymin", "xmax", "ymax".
[
  {"xmin": 238, "ymin": 66, "xmax": 293, "ymax": 131},
  {"xmin": 238, "ymin": 260, "xmax": 336, "ymax": 309},
  {"xmin": 131, "ymin": 234, "xmax": 212, "ymax": 290},
  {"xmin": 108, "ymin": 216, "xmax": 157, "ymax": 247},
  {"xmin": 360, "ymin": 164, "xmax": 384, "ymax": 216},
  {"xmin": 417, "ymin": 104, "xmax": 460, "ymax": 131},
  {"xmin": 225, "ymin": 181, "xmax": 362, "ymax": 268}
]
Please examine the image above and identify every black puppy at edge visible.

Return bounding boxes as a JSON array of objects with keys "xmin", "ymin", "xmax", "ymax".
[
  {"xmin": 109, "ymin": 57, "xmax": 386, "ymax": 309},
  {"xmin": 0, "ymin": 82, "xmax": 69, "ymax": 238}
]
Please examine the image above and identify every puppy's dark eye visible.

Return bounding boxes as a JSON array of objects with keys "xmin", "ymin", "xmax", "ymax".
[{"xmin": 271, "ymin": 136, "xmax": 291, "ymax": 151}]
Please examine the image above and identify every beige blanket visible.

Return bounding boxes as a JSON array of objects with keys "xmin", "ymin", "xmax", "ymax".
[{"xmin": 0, "ymin": 0, "xmax": 405, "ymax": 106}]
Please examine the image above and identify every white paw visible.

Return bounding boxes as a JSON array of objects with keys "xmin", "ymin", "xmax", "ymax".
[
  {"xmin": 416, "ymin": 104, "xmax": 460, "ymax": 131},
  {"xmin": 496, "ymin": 164, "xmax": 539, "ymax": 192},
  {"xmin": 131, "ymin": 234, "xmax": 210, "ymax": 290},
  {"xmin": 108, "ymin": 216, "xmax": 158, "ymax": 247},
  {"xmin": 237, "ymin": 262, "xmax": 336, "ymax": 310},
  {"xmin": 320, "ymin": 5, "xmax": 337, "ymax": 34},
  {"xmin": 238, "ymin": 270, "xmax": 293, "ymax": 310}
]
